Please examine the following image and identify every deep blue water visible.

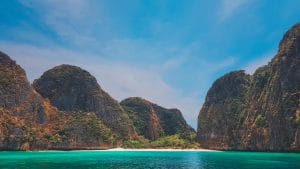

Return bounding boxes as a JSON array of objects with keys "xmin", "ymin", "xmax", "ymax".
[{"xmin": 0, "ymin": 151, "xmax": 299, "ymax": 169}]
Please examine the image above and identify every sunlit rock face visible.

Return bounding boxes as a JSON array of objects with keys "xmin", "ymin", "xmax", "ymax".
[
  {"xmin": 0, "ymin": 51, "xmax": 61, "ymax": 150},
  {"xmin": 197, "ymin": 23, "xmax": 300, "ymax": 151}
]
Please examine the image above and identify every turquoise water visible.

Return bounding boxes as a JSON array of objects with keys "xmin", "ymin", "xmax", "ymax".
[{"xmin": 0, "ymin": 151, "xmax": 299, "ymax": 169}]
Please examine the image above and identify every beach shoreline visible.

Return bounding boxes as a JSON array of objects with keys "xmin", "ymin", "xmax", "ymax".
[
  {"xmin": 31, "ymin": 148, "xmax": 220, "ymax": 152},
  {"xmin": 103, "ymin": 148, "xmax": 220, "ymax": 152}
]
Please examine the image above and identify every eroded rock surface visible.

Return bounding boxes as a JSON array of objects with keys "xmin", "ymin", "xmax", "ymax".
[{"xmin": 197, "ymin": 24, "xmax": 300, "ymax": 151}]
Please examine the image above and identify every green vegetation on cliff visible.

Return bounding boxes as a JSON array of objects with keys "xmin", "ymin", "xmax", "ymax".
[{"xmin": 123, "ymin": 133, "xmax": 200, "ymax": 149}]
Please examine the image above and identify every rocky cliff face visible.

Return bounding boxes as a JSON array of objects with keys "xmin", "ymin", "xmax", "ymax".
[
  {"xmin": 0, "ymin": 53, "xmax": 121, "ymax": 150},
  {"xmin": 0, "ymin": 51, "xmax": 32, "ymax": 109},
  {"xmin": 197, "ymin": 71, "xmax": 250, "ymax": 150},
  {"xmin": 0, "ymin": 51, "xmax": 197, "ymax": 150},
  {"xmin": 0, "ymin": 51, "xmax": 63, "ymax": 150},
  {"xmin": 32, "ymin": 65, "xmax": 136, "ymax": 140},
  {"xmin": 121, "ymin": 97, "xmax": 194, "ymax": 140},
  {"xmin": 197, "ymin": 24, "xmax": 300, "ymax": 151}
]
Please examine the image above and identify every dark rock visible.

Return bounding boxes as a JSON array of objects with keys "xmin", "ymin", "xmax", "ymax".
[{"xmin": 33, "ymin": 64, "xmax": 136, "ymax": 139}]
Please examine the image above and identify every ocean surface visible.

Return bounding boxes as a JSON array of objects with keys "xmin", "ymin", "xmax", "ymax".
[{"xmin": 0, "ymin": 151, "xmax": 299, "ymax": 169}]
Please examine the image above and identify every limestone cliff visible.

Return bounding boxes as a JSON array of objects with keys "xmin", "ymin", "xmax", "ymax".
[
  {"xmin": 197, "ymin": 71, "xmax": 250, "ymax": 150},
  {"xmin": 0, "ymin": 51, "xmax": 62, "ymax": 150},
  {"xmin": 32, "ymin": 65, "xmax": 136, "ymax": 140},
  {"xmin": 197, "ymin": 23, "xmax": 300, "ymax": 151},
  {"xmin": 0, "ymin": 52, "xmax": 118, "ymax": 150},
  {"xmin": 0, "ymin": 51, "xmax": 197, "ymax": 150}
]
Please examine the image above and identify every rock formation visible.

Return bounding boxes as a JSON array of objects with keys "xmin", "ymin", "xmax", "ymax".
[
  {"xmin": 0, "ymin": 52, "xmax": 123, "ymax": 150},
  {"xmin": 121, "ymin": 97, "xmax": 195, "ymax": 140},
  {"xmin": 197, "ymin": 71, "xmax": 250, "ymax": 150},
  {"xmin": 197, "ymin": 23, "xmax": 300, "ymax": 151},
  {"xmin": 0, "ymin": 51, "xmax": 63, "ymax": 150},
  {"xmin": 0, "ymin": 51, "xmax": 195, "ymax": 150},
  {"xmin": 32, "ymin": 65, "xmax": 136, "ymax": 140}
]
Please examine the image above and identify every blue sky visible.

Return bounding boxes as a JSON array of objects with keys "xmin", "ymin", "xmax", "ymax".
[{"xmin": 0, "ymin": 0, "xmax": 299, "ymax": 128}]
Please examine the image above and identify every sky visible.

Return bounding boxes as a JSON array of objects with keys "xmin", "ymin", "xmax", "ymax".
[{"xmin": 0, "ymin": 0, "xmax": 299, "ymax": 128}]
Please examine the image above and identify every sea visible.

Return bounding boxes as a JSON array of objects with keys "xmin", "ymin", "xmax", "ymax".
[{"xmin": 0, "ymin": 151, "xmax": 299, "ymax": 169}]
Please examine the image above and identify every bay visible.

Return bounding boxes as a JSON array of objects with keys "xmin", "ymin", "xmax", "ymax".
[{"xmin": 0, "ymin": 151, "xmax": 299, "ymax": 169}]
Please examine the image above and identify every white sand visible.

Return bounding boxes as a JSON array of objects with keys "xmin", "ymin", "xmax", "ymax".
[
  {"xmin": 35, "ymin": 148, "xmax": 220, "ymax": 152},
  {"xmin": 104, "ymin": 148, "xmax": 220, "ymax": 152}
]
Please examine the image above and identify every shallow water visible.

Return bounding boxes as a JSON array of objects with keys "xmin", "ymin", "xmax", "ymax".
[{"xmin": 0, "ymin": 151, "xmax": 299, "ymax": 169}]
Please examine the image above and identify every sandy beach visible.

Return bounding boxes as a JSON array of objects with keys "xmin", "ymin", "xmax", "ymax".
[{"xmin": 104, "ymin": 148, "xmax": 220, "ymax": 152}]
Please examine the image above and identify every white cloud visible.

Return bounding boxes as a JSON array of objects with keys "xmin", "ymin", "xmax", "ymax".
[
  {"xmin": 244, "ymin": 51, "xmax": 275, "ymax": 74},
  {"xmin": 0, "ymin": 42, "xmax": 201, "ymax": 128},
  {"xmin": 20, "ymin": 0, "xmax": 105, "ymax": 47},
  {"xmin": 218, "ymin": 0, "xmax": 252, "ymax": 21}
]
